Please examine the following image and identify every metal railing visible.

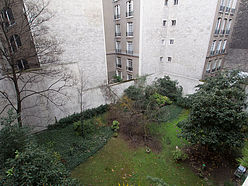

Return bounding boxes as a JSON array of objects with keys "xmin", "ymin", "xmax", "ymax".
[
  {"xmin": 226, "ymin": 30, "xmax": 230, "ymax": 35},
  {"xmin": 126, "ymin": 11, "xmax": 134, "ymax": 17},
  {"xmin": 115, "ymin": 49, "xmax": 121, "ymax": 53},
  {"xmin": 126, "ymin": 50, "xmax": 133, "ymax": 55},
  {"xmin": 116, "ymin": 64, "xmax": 122, "ymax": 68},
  {"xmin": 126, "ymin": 66, "xmax": 133, "ymax": 71},
  {"xmin": 210, "ymin": 51, "xmax": 215, "ymax": 56},
  {"xmin": 220, "ymin": 30, "xmax": 225, "ymax": 35},
  {"xmin": 126, "ymin": 32, "xmax": 133, "ymax": 37},
  {"xmin": 219, "ymin": 5, "xmax": 225, "ymax": 12},
  {"xmin": 214, "ymin": 29, "xmax": 220, "ymax": 35},
  {"xmin": 225, "ymin": 7, "xmax": 230, "ymax": 13},
  {"xmin": 231, "ymin": 8, "xmax": 235, "ymax": 14},
  {"xmin": 114, "ymin": 14, "xmax": 121, "ymax": 19},
  {"xmin": 216, "ymin": 50, "xmax": 220, "ymax": 55},
  {"xmin": 221, "ymin": 49, "xmax": 226, "ymax": 54},
  {"xmin": 115, "ymin": 32, "xmax": 121, "ymax": 37}
]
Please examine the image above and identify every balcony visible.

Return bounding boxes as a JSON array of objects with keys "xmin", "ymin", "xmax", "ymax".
[
  {"xmin": 116, "ymin": 64, "xmax": 122, "ymax": 68},
  {"xmin": 226, "ymin": 30, "xmax": 230, "ymax": 35},
  {"xmin": 212, "ymin": 68, "xmax": 216, "ymax": 72},
  {"xmin": 126, "ymin": 32, "xmax": 133, "ymax": 37},
  {"xmin": 206, "ymin": 69, "xmax": 211, "ymax": 73},
  {"xmin": 126, "ymin": 50, "xmax": 133, "ymax": 55},
  {"xmin": 231, "ymin": 8, "xmax": 235, "ymax": 15},
  {"xmin": 210, "ymin": 51, "xmax": 215, "ymax": 56},
  {"xmin": 214, "ymin": 29, "xmax": 220, "ymax": 35},
  {"xmin": 126, "ymin": 66, "xmax": 133, "ymax": 71},
  {"xmin": 219, "ymin": 5, "xmax": 225, "ymax": 12},
  {"xmin": 126, "ymin": 11, "xmax": 134, "ymax": 17},
  {"xmin": 216, "ymin": 50, "xmax": 220, "ymax": 55},
  {"xmin": 225, "ymin": 7, "xmax": 230, "ymax": 14},
  {"xmin": 115, "ymin": 49, "xmax": 121, "ymax": 53},
  {"xmin": 115, "ymin": 32, "xmax": 121, "ymax": 37},
  {"xmin": 114, "ymin": 14, "xmax": 121, "ymax": 20}
]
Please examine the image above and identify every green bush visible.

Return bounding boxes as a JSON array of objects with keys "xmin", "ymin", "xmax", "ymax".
[
  {"xmin": 155, "ymin": 76, "xmax": 183, "ymax": 101},
  {"xmin": 0, "ymin": 143, "xmax": 79, "ymax": 185},
  {"xmin": 111, "ymin": 120, "xmax": 120, "ymax": 132},
  {"xmin": 73, "ymin": 119, "xmax": 97, "ymax": 136},
  {"xmin": 147, "ymin": 176, "xmax": 169, "ymax": 186},
  {"xmin": 48, "ymin": 104, "xmax": 108, "ymax": 130},
  {"xmin": 172, "ymin": 148, "xmax": 188, "ymax": 162},
  {"xmin": 151, "ymin": 93, "xmax": 172, "ymax": 106},
  {"xmin": 238, "ymin": 145, "xmax": 248, "ymax": 167},
  {"xmin": 175, "ymin": 96, "xmax": 192, "ymax": 109},
  {"xmin": 0, "ymin": 110, "xmax": 30, "ymax": 167},
  {"xmin": 124, "ymin": 85, "xmax": 144, "ymax": 101}
]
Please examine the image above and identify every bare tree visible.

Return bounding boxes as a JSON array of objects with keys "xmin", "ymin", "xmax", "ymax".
[{"xmin": 0, "ymin": 0, "xmax": 71, "ymax": 127}]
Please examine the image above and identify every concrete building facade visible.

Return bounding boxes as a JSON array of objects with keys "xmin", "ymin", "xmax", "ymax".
[{"xmin": 103, "ymin": 0, "xmax": 240, "ymax": 83}]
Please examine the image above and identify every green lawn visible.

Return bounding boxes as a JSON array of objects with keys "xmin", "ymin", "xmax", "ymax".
[{"xmin": 71, "ymin": 109, "xmax": 207, "ymax": 186}]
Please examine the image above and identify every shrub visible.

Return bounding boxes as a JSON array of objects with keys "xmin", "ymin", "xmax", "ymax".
[
  {"xmin": 155, "ymin": 76, "xmax": 182, "ymax": 101},
  {"xmin": 238, "ymin": 145, "xmax": 248, "ymax": 167},
  {"xmin": 48, "ymin": 104, "xmax": 108, "ymax": 130},
  {"xmin": 111, "ymin": 120, "xmax": 120, "ymax": 132},
  {"xmin": 151, "ymin": 93, "xmax": 172, "ymax": 106},
  {"xmin": 147, "ymin": 176, "xmax": 169, "ymax": 186},
  {"xmin": 0, "ymin": 143, "xmax": 79, "ymax": 185},
  {"xmin": 172, "ymin": 148, "xmax": 188, "ymax": 162},
  {"xmin": 73, "ymin": 119, "xmax": 97, "ymax": 136},
  {"xmin": 175, "ymin": 96, "xmax": 192, "ymax": 109},
  {"xmin": 0, "ymin": 110, "xmax": 29, "ymax": 166},
  {"xmin": 124, "ymin": 85, "xmax": 144, "ymax": 101}
]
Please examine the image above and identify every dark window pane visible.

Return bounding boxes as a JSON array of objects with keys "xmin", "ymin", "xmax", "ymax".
[
  {"xmin": 6, "ymin": 8, "xmax": 15, "ymax": 25},
  {"xmin": 15, "ymin": 35, "xmax": 22, "ymax": 47}
]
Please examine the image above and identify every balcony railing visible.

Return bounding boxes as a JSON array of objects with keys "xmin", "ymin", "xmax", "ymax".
[
  {"xmin": 126, "ymin": 50, "xmax": 133, "ymax": 55},
  {"xmin": 231, "ymin": 8, "xmax": 235, "ymax": 15},
  {"xmin": 126, "ymin": 66, "xmax": 133, "ymax": 71},
  {"xmin": 214, "ymin": 29, "xmax": 220, "ymax": 35},
  {"xmin": 225, "ymin": 7, "xmax": 230, "ymax": 13},
  {"xmin": 210, "ymin": 51, "xmax": 215, "ymax": 56},
  {"xmin": 220, "ymin": 30, "xmax": 225, "ymax": 35},
  {"xmin": 221, "ymin": 49, "xmax": 226, "ymax": 54},
  {"xmin": 126, "ymin": 11, "xmax": 134, "ymax": 17},
  {"xmin": 126, "ymin": 32, "xmax": 133, "ymax": 37},
  {"xmin": 226, "ymin": 30, "xmax": 230, "ymax": 35},
  {"xmin": 216, "ymin": 50, "xmax": 220, "ymax": 55},
  {"xmin": 206, "ymin": 69, "xmax": 211, "ymax": 73},
  {"xmin": 115, "ymin": 32, "xmax": 121, "ymax": 37},
  {"xmin": 115, "ymin": 49, "xmax": 121, "ymax": 53},
  {"xmin": 114, "ymin": 14, "xmax": 121, "ymax": 19},
  {"xmin": 116, "ymin": 64, "xmax": 122, "ymax": 68},
  {"xmin": 212, "ymin": 68, "xmax": 216, "ymax": 72},
  {"xmin": 219, "ymin": 5, "xmax": 225, "ymax": 12}
]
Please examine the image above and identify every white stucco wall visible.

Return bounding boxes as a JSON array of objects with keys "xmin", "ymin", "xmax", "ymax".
[{"xmin": 140, "ymin": 0, "xmax": 218, "ymax": 81}]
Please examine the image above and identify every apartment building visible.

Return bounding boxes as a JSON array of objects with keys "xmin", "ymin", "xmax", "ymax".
[
  {"xmin": 224, "ymin": 0, "xmax": 248, "ymax": 72},
  {"xmin": 103, "ymin": 0, "xmax": 239, "ymax": 83},
  {"xmin": 0, "ymin": 0, "xmax": 39, "ymax": 73}
]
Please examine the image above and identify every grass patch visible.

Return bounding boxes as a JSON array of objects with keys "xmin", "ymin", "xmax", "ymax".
[
  {"xmin": 71, "ymin": 108, "xmax": 206, "ymax": 185},
  {"xmin": 35, "ymin": 114, "xmax": 112, "ymax": 170}
]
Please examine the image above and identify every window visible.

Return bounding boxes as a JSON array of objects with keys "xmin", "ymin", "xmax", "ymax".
[
  {"xmin": 115, "ymin": 24, "xmax": 121, "ymax": 37},
  {"xmin": 116, "ymin": 70, "xmax": 122, "ymax": 78},
  {"xmin": 160, "ymin": 57, "xmax": 163, "ymax": 62},
  {"xmin": 126, "ymin": 41, "xmax": 133, "ymax": 54},
  {"xmin": 114, "ymin": 5, "xmax": 121, "ymax": 19},
  {"xmin": 170, "ymin": 39, "xmax": 174, "ymax": 44},
  {"xmin": 217, "ymin": 59, "xmax": 222, "ymax": 70},
  {"xmin": 163, "ymin": 20, "xmax": 167, "ymax": 26},
  {"xmin": 225, "ymin": 19, "xmax": 232, "ymax": 34},
  {"xmin": 1, "ymin": 7, "xmax": 15, "ymax": 27},
  {"xmin": 222, "ymin": 40, "xmax": 227, "ymax": 53},
  {"xmin": 206, "ymin": 61, "xmax": 211, "ymax": 73},
  {"xmin": 162, "ymin": 39, "xmax": 165, "ymax": 45},
  {"xmin": 212, "ymin": 60, "xmax": 217, "ymax": 72},
  {"xmin": 115, "ymin": 41, "xmax": 121, "ymax": 53},
  {"xmin": 172, "ymin": 20, "xmax": 176, "ymax": 26},
  {"xmin": 210, "ymin": 40, "xmax": 216, "ymax": 55},
  {"xmin": 215, "ymin": 18, "xmax": 222, "ymax": 34},
  {"xmin": 226, "ymin": 0, "xmax": 231, "ymax": 13},
  {"xmin": 216, "ymin": 40, "xmax": 222, "ymax": 54},
  {"xmin": 231, "ymin": 0, "xmax": 237, "ymax": 13},
  {"xmin": 126, "ymin": 0, "xmax": 134, "ymax": 17},
  {"xmin": 174, "ymin": 0, "xmax": 178, "ymax": 5},
  {"xmin": 168, "ymin": 57, "xmax": 172, "ymax": 62},
  {"xmin": 219, "ymin": 0, "xmax": 226, "ymax": 12},
  {"xmin": 10, "ymin": 34, "xmax": 22, "ymax": 53},
  {"xmin": 126, "ymin": 22, "xmax": 133, "ymax": 36},
  {"xmin": 17, "ymin": 59, "xmax": 29, "ymax": 71},
  {"xmin": 220, "ymin": 19, "xmax": 227, "ymax": 34},
  {"xmin": 165, "ymin": 0, "xmax": 168, "ymax": 6},
  {"xmin": 126, "ymin": 59, "xmax": 133, "ymax": 71},
  {"xmin": 127, "ymin": 74, "xmax": 133, "ymax": 80},
  {"xmin": 116, "ymin": 57, "xmax": 122, "ymax": 68}
]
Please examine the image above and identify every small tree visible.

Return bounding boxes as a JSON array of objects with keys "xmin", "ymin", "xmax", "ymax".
[{"xmin": 178, "ymin": 71, "xmax": 248, "ymax": 151}]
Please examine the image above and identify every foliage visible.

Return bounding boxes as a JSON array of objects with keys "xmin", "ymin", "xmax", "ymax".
[
  {"xmin": 172, "ymin": 148, "xmax": 188, "ymax": 162},
  {"xmin": 73, "ymin": 119, "xmax": 98, "ymax": 137},
  {"xmin": 175, "ymin": 96, "xmax": 192, "ymax": 109},
  {"xmin": 36, "ymin": 117, "xmax": 113, "ymax": 170},
  {"xmin": 124, "ymin": 85, "xmax": 144, "ymax": 101},
  {"xmin": 151, "ymin": 93, "xmax": 172, "ymax": 106},
  {"xmin": 238, "ymin": 145, "xmax": 248, "ymax": 167},
  {"xmin": 113, "ymin": 75, "xmax": 123, "ymax": 83},
  {"xmin": 155, "ymin": 76, "xmax": 183, "ymax": 101},
  {"xmin": 0, "ymin": 110, "xmax": 30, "ymax": 166},
  {"xmin": 111, "ymin": 120, "xmax": 120, "ymax": 132},
  {"xmin": 0, "ymin": 143, "xmax": 79, "ymax": 185},
  {"xmin": 147, "ymin": 176, "xmax": 169, "ymax": 186},
  {"xmin": 178, "ymin": 71, "xmax": 248, "ymax": 150},
  {"xmin": 48, "ymin": 104, "xmax": 108, "ymax": 130}
]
